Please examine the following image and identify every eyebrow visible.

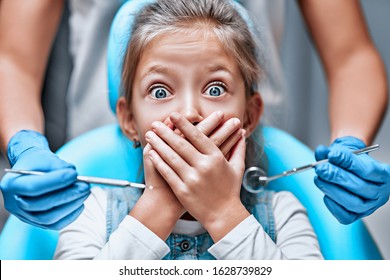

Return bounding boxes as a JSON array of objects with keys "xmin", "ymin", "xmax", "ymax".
[
  {"xmin": 141, "ymin": 65, "xmax": 174, "ymax": 80},
  {"xmin": 205, "ymin": 64, "xmax": 234, "ymax": 75},
  {"xmin": 141, "ymin": 63, "xmax": 234, "ymax": 80}
]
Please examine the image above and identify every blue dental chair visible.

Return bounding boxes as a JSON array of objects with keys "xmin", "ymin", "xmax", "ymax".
[{"xmin": 0, "ymin": 0, "xmax": 382, "ymax": 260}]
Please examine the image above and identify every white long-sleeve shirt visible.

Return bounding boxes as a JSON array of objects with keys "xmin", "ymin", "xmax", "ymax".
[{"xmin": 54, "ymin": 187, "xmax": 323, "ymax": 260}]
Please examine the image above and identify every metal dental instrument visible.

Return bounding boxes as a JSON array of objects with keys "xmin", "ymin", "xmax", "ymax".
[
  {"xmin": 3, "ymin": 169, "xmax": 147, "ymax": 189},
  {"xmin": 243, "ymin": 144, "xmax": 380, "ymax": 194}
]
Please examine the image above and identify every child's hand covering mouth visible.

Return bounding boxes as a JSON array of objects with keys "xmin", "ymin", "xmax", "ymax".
[{"xmin": 163, "ymin": 116, "xmax": 184, "ymax": 137}]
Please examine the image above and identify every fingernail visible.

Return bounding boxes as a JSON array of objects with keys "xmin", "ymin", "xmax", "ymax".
[
  {"xmin": 163, "ymin": 117, "xmax": 174, "ymax": 130},
  {"xmin": 145, "ymin": 131, "xmax": 154, "ymax": 141},
  {"xmin": 215, "ymin": 111, "xmax": 223, "ymax": 118},
  {"xmin": 233, "ymin": 118, "xmax": 240, "ymax": 126},
  {"xmin": 170, "ymin": 112, "xmax": 180, "ymax": 121},
  {"xmin": 242, "ymin": 129, "xmax": 246, "ymax": 137},
  {"xmin": 151, "ymin": 121, "xmax": 162, "ymax": 129},
  {"xmin": 148, "ymin": 150, "xmax": 156, "ymax": 159}
]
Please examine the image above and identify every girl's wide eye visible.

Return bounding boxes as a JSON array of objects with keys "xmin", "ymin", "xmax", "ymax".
[
  {"xmin": 150, "ymin": 87, "xmax": 171, "ymax": 99},
  {"xmin": 205, "ymin": 84, "xmax": 226, "ymax": 97}
]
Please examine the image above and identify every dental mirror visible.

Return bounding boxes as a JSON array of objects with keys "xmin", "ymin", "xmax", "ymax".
[{"xmin": 243, "ymin": 144, "xmax": 380, "ymax": 194}]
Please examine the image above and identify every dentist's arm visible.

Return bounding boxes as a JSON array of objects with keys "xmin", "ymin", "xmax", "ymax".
[
  {"xmin": 0, "ymin": 0, "xmax": 90, "ymax": 230},
  {"xmin": 299, "ymin": 0, "xmax": 389, "ymax": 224},
  {"xmin": 299, "ymin": 0, "xmax": 388, "ymax": 145},
  {"xmin": 0, "ymin": 0, "xmax": 64, "ymax": 149}
]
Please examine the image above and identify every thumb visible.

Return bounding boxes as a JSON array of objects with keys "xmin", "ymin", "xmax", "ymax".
[
  {"xmin": 315, "ymin": 145, "xmax": 329, "ymax": 161},
  {"xmin": 229, "ymin": 133, "xmax": 246, "ymax": 173},
  {"xmin": 143, "ymin": 144, "xmax": 155, "ymax": 175}
]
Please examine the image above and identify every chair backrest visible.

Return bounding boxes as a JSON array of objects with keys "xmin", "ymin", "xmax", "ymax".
[{"xmin": 0, "ymin": 0, "xmax": 382, "ymax": 260}]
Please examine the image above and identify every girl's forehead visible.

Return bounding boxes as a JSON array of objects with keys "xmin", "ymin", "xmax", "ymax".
[
  {"xmin": 148, "ymin": 29, "xmax": 224, "ymax": 53},
  {"xmin": 138, "ymin": 30, "xmax": 240, "ymax": 72}
]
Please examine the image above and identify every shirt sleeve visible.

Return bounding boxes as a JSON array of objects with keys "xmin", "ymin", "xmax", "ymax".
[
  {"xmin": 208, "ymin": 191, "xmax": 323, "ymax": 260},
  {"xmin": 54, "ymin": 187, "xmax": 169, "ymax": 260}
]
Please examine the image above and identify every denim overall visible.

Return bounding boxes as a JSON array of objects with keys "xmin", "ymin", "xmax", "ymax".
[{"xmin": 106, "ymin": 187, "xmax": 276, "ymax": 260}]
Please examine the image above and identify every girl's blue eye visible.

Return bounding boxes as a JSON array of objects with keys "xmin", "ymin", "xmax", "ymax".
[
  {"xmin": 150, "ymin": 87, "xmax": 171, "ymax": 99},
  {"xmin": 205, "ymin": 84, "xmax": 225, "ymax": 97}
]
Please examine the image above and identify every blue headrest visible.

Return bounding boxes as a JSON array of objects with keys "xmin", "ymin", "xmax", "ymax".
[
  {"xmin": 107, "ymin": 0, "xmax": 255, "ymax": 113},
  {"xmin": 107, "ymin": 0, "xmax": 156, "ymax": 113}
]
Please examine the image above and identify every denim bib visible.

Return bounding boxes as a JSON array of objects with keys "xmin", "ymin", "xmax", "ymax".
[{"xmin": 106, "ymin": 187, "xmax": 276, "ymax": 260}]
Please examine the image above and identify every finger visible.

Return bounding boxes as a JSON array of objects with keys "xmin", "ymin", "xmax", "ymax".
[
  {"xmin": 17, "ymin": 205, "xmax": 86, "ymax": 231},
  {"xmin": 12, "ymin": 151, "xmax": 75, "ymax": 172},
  {"xmin": 44, "ymin": 205, "xmax": 86, "ymax": 230},
  {"xmin": 8, "ymin": 168, "xmax": 78, "ymax": 196},
  {"xmin": 219, "ymin": 128, "xmax": 243, "ymax": 157},
  {"xmin": 328, "ymin": 148, "xmax": 387, "ymax": 184},
  {"xmin": 195, "ymin": 111, "xmax": 224, "ymax": 136},
  {"xmin": 151, "ymin": 122, "xmax": 199, "ymax": 165},
  {"xmin": 16, "ymin": 182, "xmax": 90, "ymax": 212},
  {"xmin": 169, "ymin": 112, "xmax": 217, "ymax": 155},
  {"xmin": 148, "ymin": 149, "xmax": 183, "ymax": 191},
  {"xmin": 163, "ymin": 117, "xmax": 174, "ymax": 130},
  {"xmin": 143, "ymin": 143, "xmax": 154, "ymax": 168},
  {"xmin": 14, "ymin": 194, "xmax": 89, "ymax": 227},
  {"xmin": 315, "ymin": 145, "xmax": 329, "ymax": 161},
  {"xmin": 225, "ymin": 151, "xmax": 232, "ymax": 161},
  {"xmin": 12, "ymin": 212, "xmax": 47, "ymax": 229},
  {"xmin": 145, "ymin": 131, "xmax": 191, "ymax": 178},
  {"xmin": 323, "ymin": 195, "xmax": 379, "ymax": 225},
  {"xmin": 170, "ymin": 111, "xmax": 224, "ymax": 138},
  {"xmin": 314, "ymin": 176, "xmax": 380, "ymax": 213},
  {"xmin": 322, "ymin": 196, "xmax": 359, "ymax": 225},
  {"xmin": 228, "ymin": 133, "xmax": 246, "ymax": 175},
  {"xmin": 209, "ymin": 118, "xmax": 241, "ymax": 148},
  {"xmin": 315, "ymin": 163, "xmax": 381, "ymax": 199},
  {"xmin": 143, "ymin": 143, "xmax": 164, "ymax": 183}
]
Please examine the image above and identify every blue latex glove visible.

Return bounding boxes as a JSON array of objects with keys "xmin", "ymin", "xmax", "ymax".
[
  {"xmin": 0, "ymin": 130, "xmax": 90, "ymax": 230},
  {"xmin": 314, "ymin": 136, "xmax": 390, "ymax": 224}
]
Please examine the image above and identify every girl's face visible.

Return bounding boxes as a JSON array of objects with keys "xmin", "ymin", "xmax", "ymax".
[{"xmin": 118, "ymin": 29, "xmax": 262, "ymax": 146}]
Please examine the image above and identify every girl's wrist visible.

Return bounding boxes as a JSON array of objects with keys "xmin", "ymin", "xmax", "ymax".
[
  {"xmin": 130, "ymin": 191, "xmax": 183, "ymax": 240},
  {"xmin": 203, "ymin": 201, "xmax": 250, "ymax": 243}
]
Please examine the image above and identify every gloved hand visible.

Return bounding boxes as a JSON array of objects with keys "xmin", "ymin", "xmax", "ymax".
[
  {"xmin": 0, "ymin": 130, "xmax": 90, "ymax": 230},
  {"xmin": 314, "ymin": 136, "xmax": 390, "ymax": 224}
]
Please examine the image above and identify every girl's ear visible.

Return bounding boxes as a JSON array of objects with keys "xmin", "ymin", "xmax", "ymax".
[
  {"xmin": 244, "ymin": 92, "xmax": 263, "ymax": 136},
  {"xmin": 116, "ymin": 96, "xmax": 139, "ymax": 140}
]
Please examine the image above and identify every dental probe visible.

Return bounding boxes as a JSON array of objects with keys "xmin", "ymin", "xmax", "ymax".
[{"xmin": 4, "ymin": 169, "xmax": 147, "ymax": 189}]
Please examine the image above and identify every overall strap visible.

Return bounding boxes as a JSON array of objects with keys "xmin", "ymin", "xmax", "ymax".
[
  {"xmin": 106, "ymin": 187, "xmax": 143, "ymax": 241},
  {"xmin": 241, "ymin": 189, "xmax": 276, "ymax": 242}
]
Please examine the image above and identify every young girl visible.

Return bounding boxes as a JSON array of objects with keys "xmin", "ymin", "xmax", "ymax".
[{"xmin": 55, "ymin": 0, "xmax": 323, "ymax": 260}]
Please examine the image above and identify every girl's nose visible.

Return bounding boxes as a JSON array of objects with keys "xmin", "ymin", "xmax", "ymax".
[
  {"xmin": 179, "ymin": 101, "xmax": 203, "ymax": 125},
  {"xmin": 180, "ymin": 107, "xmax": 203, "ymax": 125}
]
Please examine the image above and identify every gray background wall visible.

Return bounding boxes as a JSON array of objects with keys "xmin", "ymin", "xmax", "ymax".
[{"xmin": 0, "ymin": 0, "xmax": 389, "ymax": 259}]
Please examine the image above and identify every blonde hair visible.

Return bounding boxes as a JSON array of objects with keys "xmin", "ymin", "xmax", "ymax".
[{"xmin": 121, "ymin": 0, "xmax": 267, "ymax": 178}]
